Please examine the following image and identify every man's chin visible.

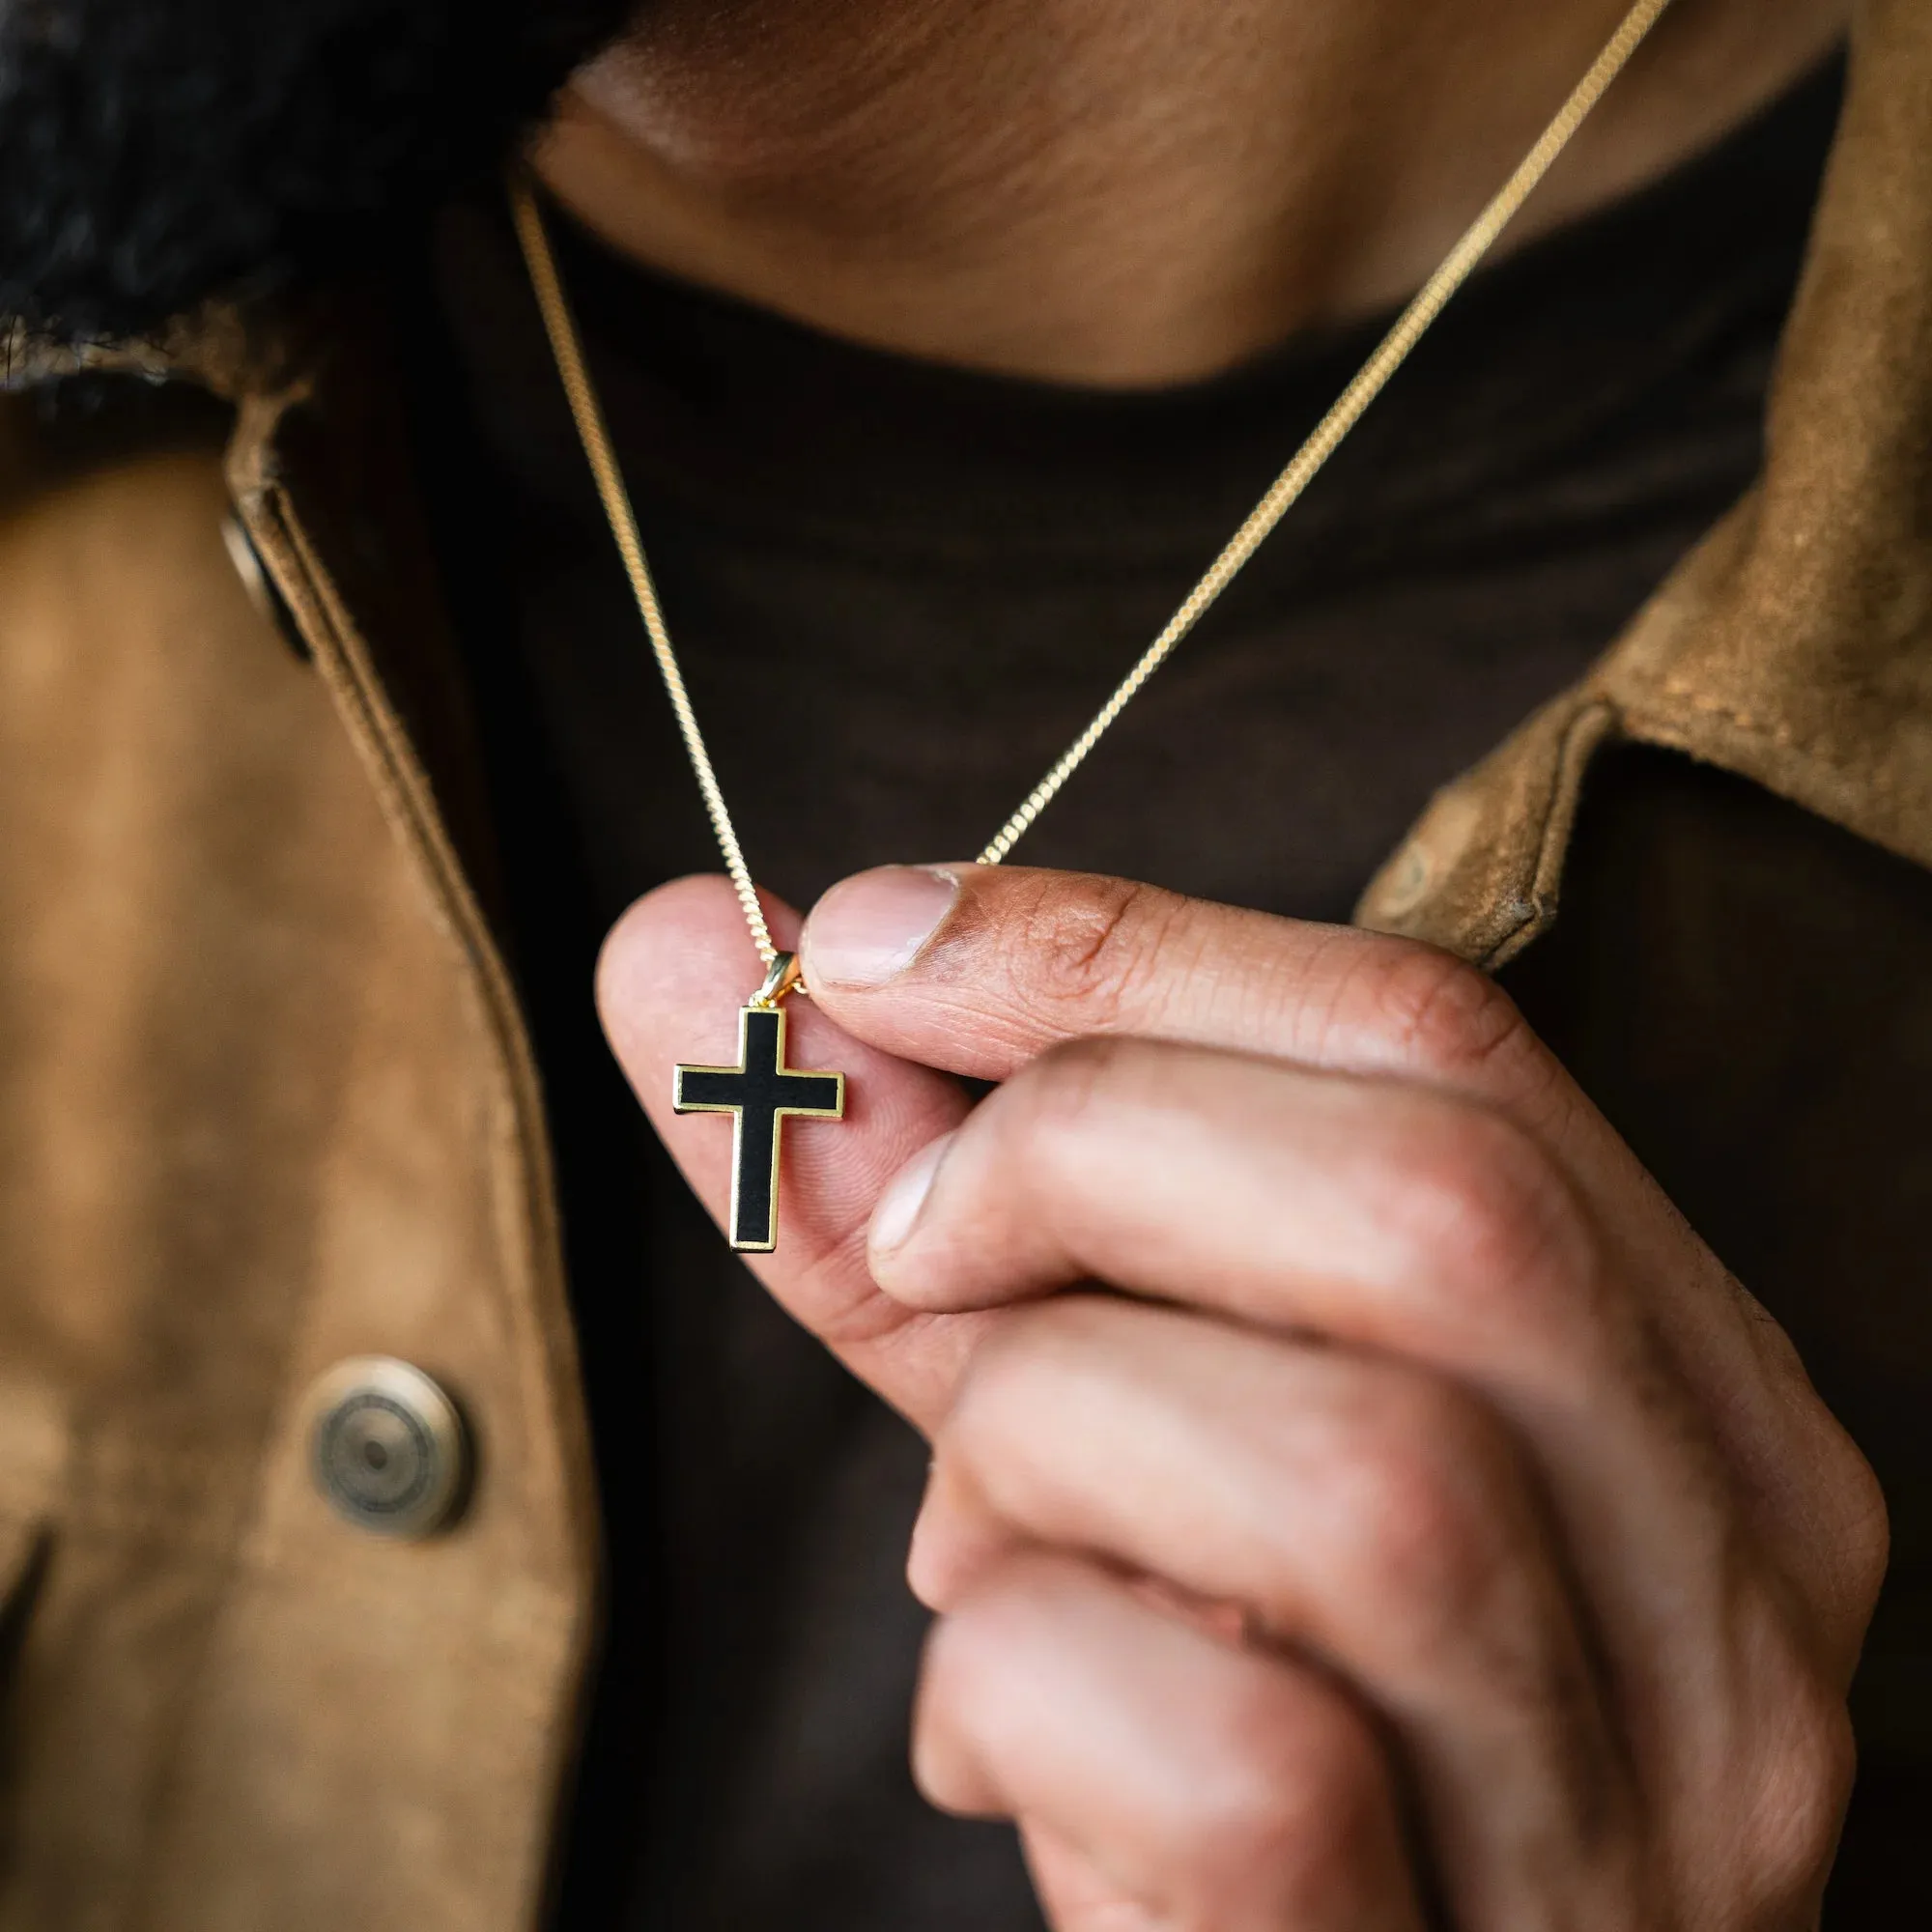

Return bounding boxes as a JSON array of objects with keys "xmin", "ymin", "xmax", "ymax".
[{"xmin": 0, "ymin": 0, "xmax": 632, "ymax": 340}]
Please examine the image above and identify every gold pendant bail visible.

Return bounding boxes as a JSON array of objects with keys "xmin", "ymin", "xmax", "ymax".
[{"xmin": 752, "ymin": 951, "xmax": 806, "ymax": 1009}]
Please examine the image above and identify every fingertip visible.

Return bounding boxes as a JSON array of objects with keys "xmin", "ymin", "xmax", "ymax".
[{"xmin": 802, "ymin": 863, "xmax": 965, "ymax": 994}]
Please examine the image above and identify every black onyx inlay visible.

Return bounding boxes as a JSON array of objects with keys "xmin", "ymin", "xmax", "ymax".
[{"xmin": 674, "ymin": 1007, "xmax": 844, "ymax": 1251}]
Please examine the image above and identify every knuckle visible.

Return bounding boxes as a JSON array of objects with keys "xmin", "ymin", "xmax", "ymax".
[
  {"xmin": 1730, "ymin": 1297, "xmax": 1890, "ymax": 1648},
  {"xmin": 1329, "ymin": 1381, "xmax": 1521, "ymax": 1635},
  {"xmin": 1838, "ymin": 1451, "xmax": 1893, "ymax": 1624},
  {"xmin": 1743, "ymin": 1668, "xmax": 1857, "ymax": 1916},
  {"xmin": 1381, "ymin": 1099, "xmax": 1595, "ymax": 1332},
  {"xmin": 1016, "ymin": 873, "xmax": 1186, "ymax": 1031},
  {"xmin": 1349, "ymin": 939, "xmax": 1546, "ymax": 1093},
  {"xmin": 1816, "ymin": 1423, "xmax": 1891, "ymax": 1631},
  {"xmin": 1187, "ymin": 1684, "xmax": 1390, "ymax": 1909}
]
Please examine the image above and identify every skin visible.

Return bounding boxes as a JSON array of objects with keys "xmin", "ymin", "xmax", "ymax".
[
  {"xmin": 581, "ymin": 0, "xmax": 1877, "ymax": 1918},
  {"xmin": 540, "ymin": 0, "xmax": 1851, "ymax": 383},
  {"xmin": 599, "ymin": 868, "xmax": 1888, "ymax": 1926}
]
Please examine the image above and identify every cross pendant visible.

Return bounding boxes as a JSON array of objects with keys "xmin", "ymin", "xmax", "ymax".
[{"xmin": 673, "ymin": 996, "xmax": 846, "ymax": 1253}]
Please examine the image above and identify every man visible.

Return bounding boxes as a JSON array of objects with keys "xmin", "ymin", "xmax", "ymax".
[{"xmin": 0, "ymin": 0, "xmax": 1918, "ymax": 1924}]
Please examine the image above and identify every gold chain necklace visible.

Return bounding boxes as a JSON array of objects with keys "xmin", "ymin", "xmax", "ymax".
[{"xmin": 509, "ymin": 0, "xmax": 1673, "ymax": 1253}]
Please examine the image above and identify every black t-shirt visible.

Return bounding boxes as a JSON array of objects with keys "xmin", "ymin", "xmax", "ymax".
[{"xmin": 412, "ymin": 60, "xmax": 1842, "ymax": 1928}]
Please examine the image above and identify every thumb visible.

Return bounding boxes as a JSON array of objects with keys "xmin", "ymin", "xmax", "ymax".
[{"xmin": 596, "ymin": 873, "xmax": 983, "ymax": 1431}]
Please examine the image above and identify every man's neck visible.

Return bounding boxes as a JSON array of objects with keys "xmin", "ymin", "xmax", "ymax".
[{"xmin": 535, "ymin": 0, "xmax": 1847, "ymax": 387}]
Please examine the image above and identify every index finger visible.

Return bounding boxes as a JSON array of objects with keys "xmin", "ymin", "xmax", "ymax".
[{"xmin": 597, "ymin": 873, "xmax": 986, "ymax": 1432}]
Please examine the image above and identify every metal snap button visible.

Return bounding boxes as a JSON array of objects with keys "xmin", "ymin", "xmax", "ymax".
[{"xmin": 307, "ymin": 1357, "xmax": 469, "ymax": 1540}]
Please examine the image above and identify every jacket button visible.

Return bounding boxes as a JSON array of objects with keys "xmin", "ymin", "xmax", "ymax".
[{"xmin": 307, "ymin": 1358, "xmax": 469, "ymax": 1539}]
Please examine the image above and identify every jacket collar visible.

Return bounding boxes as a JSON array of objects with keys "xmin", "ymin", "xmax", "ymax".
[{"xmin": 1355, "ymin": 0, "xmax": 1932, "ymax": 960}]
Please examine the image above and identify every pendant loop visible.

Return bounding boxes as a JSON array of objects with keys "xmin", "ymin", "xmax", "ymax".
[{"xmin": 751, "ymin": 951, "xmax": 806, "ymax": 1009}]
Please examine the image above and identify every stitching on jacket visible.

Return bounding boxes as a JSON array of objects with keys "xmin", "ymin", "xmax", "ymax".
[{"xmin": 1633, "ymin": 676, "xmax": 1903, "ymax": 798}]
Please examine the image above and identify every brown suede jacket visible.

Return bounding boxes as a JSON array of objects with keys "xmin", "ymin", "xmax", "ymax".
[{"xmin": 1, "ymin": 3, "xmax": 1930, "ymax": 1925}]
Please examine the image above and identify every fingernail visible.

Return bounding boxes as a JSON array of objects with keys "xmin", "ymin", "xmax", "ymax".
[
  {"xmin": 807, "ymin": 866, "xmax": 960, "ymax": 989},
  {"xmin": 871, "ymin": 1131, "xmax": 953, "ymax": 1257}
]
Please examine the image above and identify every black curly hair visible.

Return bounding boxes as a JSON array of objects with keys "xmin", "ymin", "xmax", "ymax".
[{"xmin": 0, "ymin": 0, "xmax": 631, "ymax": 339}]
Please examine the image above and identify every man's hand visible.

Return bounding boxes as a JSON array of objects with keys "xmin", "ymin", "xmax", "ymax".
[{"xmin": 597, "ymin": 864, "xmax": 1888, "ymax": 1930}]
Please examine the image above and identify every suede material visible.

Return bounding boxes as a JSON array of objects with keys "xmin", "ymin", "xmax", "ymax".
[
  {"xmin": 0, "ymin": 386, "xmax": 595, "ymax": 1922},
  {"xmin": 0, "ymin": 1, "xmax": 1928, "ymax": 1923},
  {"xmin": 1358, "ymin": 0, "xmax": 1932, "ymax": 953}
]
